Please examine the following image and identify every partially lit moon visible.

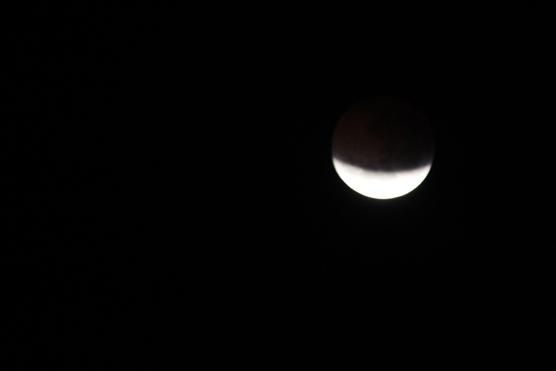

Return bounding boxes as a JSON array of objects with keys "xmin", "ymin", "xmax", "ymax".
[{"xmin": 332, "ymin": 99, "xmax": 434, "ymax": 200}]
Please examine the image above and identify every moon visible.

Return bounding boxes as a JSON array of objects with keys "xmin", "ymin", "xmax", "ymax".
[{"xmin": 332, "ymin": 99, "xmax": 434, "ymax": 200}]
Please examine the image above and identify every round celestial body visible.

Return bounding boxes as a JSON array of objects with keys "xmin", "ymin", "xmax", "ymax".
[{"xmin": 332, "ymin": 98, "xmax": 434, "ymax": 200}]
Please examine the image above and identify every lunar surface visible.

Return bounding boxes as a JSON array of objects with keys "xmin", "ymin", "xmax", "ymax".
[{"xmin": 332, "ymin": 99, "xmax": 434, "ymax": 199}]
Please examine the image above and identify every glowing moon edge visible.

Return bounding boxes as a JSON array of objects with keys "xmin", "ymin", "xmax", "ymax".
[{"xmin": 332, "ymin": 157, "xmax": 433, "ymax": 200}]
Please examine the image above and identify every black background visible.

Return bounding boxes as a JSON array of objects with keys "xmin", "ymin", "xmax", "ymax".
[{"xmin": 5, "ymin": 2, "xmax": 545, "ymax": 369}]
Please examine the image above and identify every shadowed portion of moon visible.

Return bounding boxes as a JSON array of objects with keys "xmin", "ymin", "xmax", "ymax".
[{"xmin": 332, "ymin": 99, "xmax": 434, "ymax": 199}]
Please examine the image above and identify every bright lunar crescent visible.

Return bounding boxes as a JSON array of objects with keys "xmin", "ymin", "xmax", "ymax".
[{"xmin": 332, "ymin": 99, "xmax": 434, "ymax": 200}]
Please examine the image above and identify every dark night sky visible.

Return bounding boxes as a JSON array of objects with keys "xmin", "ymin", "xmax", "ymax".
[{"xmin": 6, "ymin": 2, "xmax": 547, "ymax": 368}]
